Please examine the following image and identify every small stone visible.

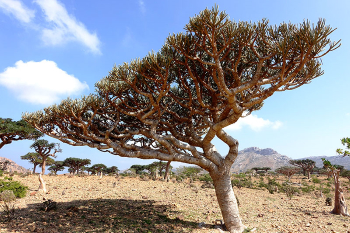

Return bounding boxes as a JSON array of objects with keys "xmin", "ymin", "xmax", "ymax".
[
  {"xmin": 198, "ymin": 222, "xmax": 205, "ymax": 228},
  {"xmin": 327, "ymin": 222, "xmax": 332, "ymax": 225},
  {"xmin": 30, "ymin": 191, "xmax": 36, "ymax": 196},
  {"xmin": 306, "ymin": 223, "xmax": 310, "ymax": 227}
]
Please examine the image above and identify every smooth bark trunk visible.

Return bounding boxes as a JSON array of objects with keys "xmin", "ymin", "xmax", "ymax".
[
  {"xmin": 332, "ymin": 171, "xmax": 349, "ymax": 216},
  {"xmin": 41, "ymin": 157, "xmax": 46, "ymax": 175},
  {"xmin": 307, "ymin": 171, "xmax": 310, "ymax": 179},
  {"xmin": 33, "ymin": 164, "xmax": 37, "ymax": 174},
  {"xmin": 164, "ymin": 161, "xmax": 171, "ymax": 181},
  {"xmin": 38, "ymin": 173, "xmax": 47, "ymax": 193},
  {"xmin": 211, "ymin": 171, "xmax": 245, "ymax": 233}
]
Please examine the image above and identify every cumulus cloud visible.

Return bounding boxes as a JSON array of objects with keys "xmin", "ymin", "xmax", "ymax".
[
  {"xmin": 225, "ymin": 114, "xmax": 282, "ymax": 132},
  {"xmin": 0, "ymin": 0, "xmax": 35, "ymax": 23},
  {"xmin": 34, "ymin": 0, "xmax": 101, "ymax": 54},
  {"xmin": 0, "ymin": 60, "xmax": 89, "ymax": 105},
  {"xmin": 0, "ymin": 0, "xmax": 101, "ymax": 54}
]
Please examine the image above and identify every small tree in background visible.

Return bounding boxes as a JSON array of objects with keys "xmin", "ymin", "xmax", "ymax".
[
  {"xmin": 48, "ymin": 161, "xmax": 65, "ymax": 175},
  {"xmin": 63, "ymin": 157, "xmax": 91, "ymax": 175},
  {"xmin": 21, "ymin": 152, "xmax": 42, "ymax": 174},
  {"xmin": 90, "ymin": 164, "xmax": 107, "ymax": 178},
  {"xmin": 0, "ymin": 118, "xmax": 42, "ymax": 149},
  {"xmin": 322, "ymin": 158, "xmax": 349, "ymax": 216},
  {"xmin": 104, "ymin": 166, "xmax": 119, "ymax": 176},
  {"xmin": 30, "ymin": 139, "xmax": 61, "ymax": 175},
  {"xmin": 130, "ymin": 165, "xmax": 147, "ymax": 175},
  {"xmin": 276, "ymin": 166, "xmax": 300, "ymax": 182},
  {"xmin": 289, "ymin": 159, "xmax": 316, "ymax": 179}
]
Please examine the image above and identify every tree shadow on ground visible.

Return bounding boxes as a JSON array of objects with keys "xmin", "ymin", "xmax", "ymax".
[{"xmin": 0, "ymin": 198, "xmax": 203, "ymax": 232}]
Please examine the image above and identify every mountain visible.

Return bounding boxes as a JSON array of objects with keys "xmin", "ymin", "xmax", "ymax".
[
  {"xmin": 302, "ymin": 155, "xmax": 350, "ymax": 170},
  {"xmin": 0, "ymin": 157, "xmax": 30, "ymax": 174},
  {"xmin": 231, "ymin": 147, "xmax": 292, "ymax": 173}
]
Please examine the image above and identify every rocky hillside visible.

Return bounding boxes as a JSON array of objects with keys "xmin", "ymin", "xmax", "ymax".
[
  {"xmin": 231, "ymin": 147, "xmax": 291, "ymax": 173},
  {"xmin": 0, "ymin": 157, "xmax": 30, "ymax": 174},
  {"xmin": 302, "ymin": 155, "xmax": 350, "ymax": 170}
]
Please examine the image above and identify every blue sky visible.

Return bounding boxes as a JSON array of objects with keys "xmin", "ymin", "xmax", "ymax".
[{"xmin": 0, "ymin": 0, "xmax": 349, "ymax": 172}]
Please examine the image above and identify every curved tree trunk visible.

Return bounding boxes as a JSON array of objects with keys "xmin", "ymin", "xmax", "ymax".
[
  {"xmin": 211, "ymin": 170, "xmax": 245, "ymax": 233},
  {"xmin": 164, "ymin": 161, "xmax": 171, "ymax": 181},
  {"xmin": 307, "ymin": 171, "xmax": 311, "ymax": 179},
  {"xmin": 332, "ymin": 171, "xmax": 349, "ymax": 216},
  {"xmin": 38, "ymin": 173, "xmax": 47, "ymax": 193},
  {"xmin": 33, "ymin": 164, "xmax": 37, "ymax": 174}
]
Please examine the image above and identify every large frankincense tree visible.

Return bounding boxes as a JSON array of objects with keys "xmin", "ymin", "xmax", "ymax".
[{"xmin": 23, "ymin": 6, "xmax": 339, "ymax": 232}]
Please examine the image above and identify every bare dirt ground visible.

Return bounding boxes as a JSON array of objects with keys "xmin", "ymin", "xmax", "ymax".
[{"xmin": 1, "ymin": 174, "xmax": 350, "ymax": 232}]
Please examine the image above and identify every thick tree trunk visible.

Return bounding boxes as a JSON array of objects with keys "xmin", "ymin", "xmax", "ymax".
[
  {"xmin": 332, "ymin": 172, "xmax": 349, "ymax": 216},
  {"xmin": 41, "ymin": 157, "xmax": 46, "ymax": 175},
  {"xmin": 307, "ymin": 171, "xmax": 310, "ymax": 179},
  {"xmin": 38, "ymin": 173, "xmax": 47, "ymax": 193},
  {"xmin": 211, "ymin": 171, "xmax": 245, "ymax": 233},
  {"xmin": 33, "ymin": 164, "xmax": 37, "ymax": 174},
  {"xmin": 164, "ymin": 161, "xmax": 171, "ymax": 181}
]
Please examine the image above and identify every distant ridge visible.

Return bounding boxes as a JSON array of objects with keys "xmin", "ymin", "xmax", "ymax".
[
  {"xmin": 302, "ymin": 155, "xmax": 350, "ymax": 170},
  {"xmin": 0, "ymin": 157, "xmax": 30, "ymax": 174},
  {"xmin": 231, "ymin": 147, "xmax": 291, "ymax": 173}
]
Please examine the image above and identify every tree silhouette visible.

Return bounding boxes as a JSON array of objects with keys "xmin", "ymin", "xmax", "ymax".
[
  {"xmin": 30, "ymin": 139, "xmax": 61, "ymax": 175},
  {"xmin": 23, "ymin": 6, "xmax": 339, "ymax": 232},
  {"xmin": 289, "ymin": 159, "xmax": 315, "ymax": 179}
]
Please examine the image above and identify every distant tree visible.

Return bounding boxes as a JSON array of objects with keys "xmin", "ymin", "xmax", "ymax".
[
  {"xmin": 0, "ymin": 118, "xmax": 42, "ymax": 149},
  {"xmin": 21, "ymin": 152, "xmax": 42, "ymax": 173},
  {"xmin": 289, "ymin": 159, "xmax": 316, "ymax": 179},
  {"xmin": 130, "ymin": 165, "xmax": 147, "ymax": 175},
  {"xmin": 104, "ymin": 166, "xmax": 119, "ymax": 176},
  {"xmin": 63, "ymin": 157, "xmax": 91, "ymax": 175},
  {"xmin": 322, "ymin": 158, "xmax": 350, "ymax": 216},
  {"xmin": 30, "ymin": 139, "xmax": 61, "ymax": 175},
  {"xmin": 341, "ymin": 170, "xmax": 350, "ymax": 182},
  {"xmin": 276, "ymin": 166, "xmax": 301, "ymax": 182},
  {"xmin": 23, "ymin": 6, "xmax": 340, "ymax": 232},
  {"xmin": 48, "ymin": 161, "xmax": 64, "ymax": 175},
  {"xmin": 337, "ymin": 137, "xmax": 350, "ymax": 156},
  {"xmin": 261, "ymin": 167, "xmax": 271, "ymax": 173},
  {"xmin": 90, "ymin": 164, "xmax": 107, "ymax": 178}
]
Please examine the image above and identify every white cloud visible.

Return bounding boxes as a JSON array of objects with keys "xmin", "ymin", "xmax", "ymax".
[
  {"xmin": 0, "ymin": 0, "xmax": 35, "ymax": 23},
  {"xmin": 225, "ymin": 114, "xmax": 282, "ymax": 132},
  {"xmin": 0, "ymin": 60, "xmax": 89, "ymax": 105},
  {"xmin": 138, "ymin": 0, "xmax": 146, "ymax": 14},
  {"xmin": 34, "ymin": 0, "xmax": 101, "ymax": 54}
]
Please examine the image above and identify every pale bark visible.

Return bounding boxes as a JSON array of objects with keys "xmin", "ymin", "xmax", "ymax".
[
  {"xmin": 38, "ymin": 173, "xmax": 47, "ymax": 193},
  {"xmin": 332, "ymin": 171, "xmax": 349, "ymax": 216},
  {"xmin": 164, "ymin": 161, "xmax": 171, "ymax": 181},
  {"xmin": 211, "ymin": 171, "xmax": 245, "ymax": 233}
]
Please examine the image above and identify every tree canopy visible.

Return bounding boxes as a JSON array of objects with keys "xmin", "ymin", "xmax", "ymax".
[
  {"xmin": 30, "ymin": 139, "xmax": 61, "ymax": 174},
  {"xmin": 63, "ymin": 157, "xmax": 91, "ymax": 175},
  {"xmin": 22, "ymin": 6, "xmax": 339, "ymax": 232},
  {"xmin": 337, "ymin": 137, "xmax": 350, "ymax": 156},
  {"xmin": 289, "ymin": 159, "xmax": 315, "ymax": 179},
  {"xmin": 0, "ymin": 118, "xmax": 43, "ymax": 149}
]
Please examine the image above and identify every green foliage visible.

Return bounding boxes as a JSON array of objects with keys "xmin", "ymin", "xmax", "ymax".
[
  {"xmin": 281, "ymin": 183, "xmax": 300, "ymax": 199},
  {"xmin": 301, "ymin": 184, "xmax": 315, "ymax": 193},
  {"xmin": 231, "ymin": 176, "xmax": 254, "ymax": 189},
  {"xmin": 0, "ymin": 118, "xmax": 43, "ymax": 149},
  {"xmin": 0, "ymin": 180, "xmax": 28, "ymax": 198},
  {"xmin": 337, "ymin": 137, "xmax": 350, "ymax": 156},
  {"xmin": 48, "ymin": 161, "xmax": 65, "ymax": 175},
  {"xmin": 176, "ymin": 166, "xmax": 202, "ymax": 179},
  {"xmin": 198, "ymin": 173, "xmax": 213, "ymax": 183},
  {"xmin": 63, "ymin": 157, "xmax": 91, "ymax": 175},
  {"xmin": 311, "ymin": 175, "xmax": 321, "ymax": 184}
]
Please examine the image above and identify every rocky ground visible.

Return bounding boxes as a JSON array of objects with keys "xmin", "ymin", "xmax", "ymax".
[{"xmin": 0, "ymin": 174, "xmax": 350, "ymax": 232}]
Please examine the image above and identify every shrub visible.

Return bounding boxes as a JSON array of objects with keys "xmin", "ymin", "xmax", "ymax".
[
  {"xmin": 0, "ymin": 190, "xmax": 16, "ymax": 221},
  {"xmin": 281, "ymin": 184, "xmax": 299, "ymax": 200},
  {"xmin": 198, "ymin": 173, "xmax": 213, "ymax": 183},
  {"xmin": 311, "ymin": 176, "xmax": 321, "ymax": 184},
  {"xmin": 231, "ymin": 176, "xmax": 254, "ymax": 189},
  {"xmin": 301, "ymin": 184, "xmax": 315, "ymax": 193},
  {"xmin": 0, "ymin": 180, "xmax": 28, "ymax": 198}
]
